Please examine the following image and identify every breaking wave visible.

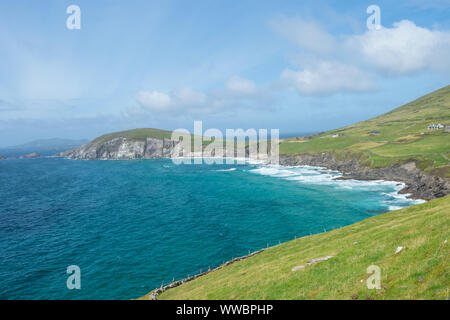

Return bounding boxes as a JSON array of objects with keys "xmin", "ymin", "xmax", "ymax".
[{"xmin": 249, "ymin": 164, "xmax": 425, "ymax": 210}]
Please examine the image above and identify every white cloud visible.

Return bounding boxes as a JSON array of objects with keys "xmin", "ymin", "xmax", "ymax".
[
  {"xmin": 136, "ymin": 88, "xmax": 210, "ymax": 114},
  {"xmin": 136, "ymin": 90, "xmax": 172, "ymax": 111},
  {"xmin": 135, "ymin": 18, "xmax": 450, "ymax": 110},
  {"xmin": 281, "ymin": 61, "xmax": 377, "ymax": 96},
  {"xmin": 348, "ymin": 20, "xmax": 450, "ymax": 75},
  {"xmin": 272, "ymin": 17, "xmax": 450, "ymax": 96},
  {"xmin": 135, "ymin": 76, "xmax": 272, "ymax": 116},
  {"xmin": 272, "ymin": 16, "xmax": 377, "ymax": 96}
]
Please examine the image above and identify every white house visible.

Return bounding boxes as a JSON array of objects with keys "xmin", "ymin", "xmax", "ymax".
[{"xmin": 428, "ymin": 124, "xmax": 444, "ymax": 130}]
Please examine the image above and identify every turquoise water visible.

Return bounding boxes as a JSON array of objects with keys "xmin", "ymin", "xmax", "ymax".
[{"xmin": 0, "ymin": 158, "xmax": 422, "ymax": 299}]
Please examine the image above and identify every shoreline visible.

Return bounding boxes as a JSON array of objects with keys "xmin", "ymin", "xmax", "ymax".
[
  {"xmin": 277, "ymin": 153, "xmax": 449, "ymax": 201},
  {"xmin": 55, "ymin": 152, "xmax": 448, "ymax": 200},
  {"xmin": 251, "ymin": 163, "xmax": 425, "ymax": 206},
  {"xmin": 58, "ymin": 132, "xmax": 449, "ymax": 201}
]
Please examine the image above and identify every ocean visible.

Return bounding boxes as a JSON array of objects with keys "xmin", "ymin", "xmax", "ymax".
[{"xmin": 0, "ymin": 157, "xmax": 423, "ymax": 299}]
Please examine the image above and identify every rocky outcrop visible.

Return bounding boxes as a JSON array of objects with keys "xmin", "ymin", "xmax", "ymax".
[
  {"xmin": 19, "ymin": 152, "xmax": 40, "ymax": 159},
  {"xmin": 59, "ymin": 136, "xmax": 252, "ymax": 160},
  {"xmin": 279, "ymin": 153, "xmax": 450, "ymax": 200},
  {"xmin": 60, "ymin": 137, "xmax": 184, "ymax": 160}
]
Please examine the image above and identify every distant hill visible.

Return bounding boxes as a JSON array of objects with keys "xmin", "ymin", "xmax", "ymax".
[
  {"xmin": 280, "ymin": 85, "xmax": 450, "ymax": 176},
  {"xmin": 60, "ymin": 128, "xmax": 211, "ymax": 160},
  {"xmin": 0, "ymin": 138, "xmax": 89, "ymax": 157},
  {"xmin": 6, "ymin": 138, "xmax": 89, "ymax": 150},
  {"xmin": 59, "ymin": 128, "xmax": 186, "ymax": 160}
]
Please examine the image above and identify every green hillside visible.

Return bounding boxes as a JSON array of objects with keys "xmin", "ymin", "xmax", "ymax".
[
  {"xmin": 90, "ymin": 128, "xmax": 174, "ymax": 146},
  {"xmin": 87, "ymin": 128, "xmax": 212, "ymax": 150},
  {"xmin": 141, "ymin": 195, "xmax": 449, "ymax": 300},
  {"xmin": 280, "ymin": 85, "xmax": 450, "ymax": 176}
]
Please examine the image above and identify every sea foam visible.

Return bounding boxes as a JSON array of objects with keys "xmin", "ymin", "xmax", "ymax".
[{"xmin": 249, "ymin": 164, "xmax": 424, "ymax": 210}]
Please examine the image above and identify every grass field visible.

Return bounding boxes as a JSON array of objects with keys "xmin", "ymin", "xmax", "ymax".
[
  {"xmin": 91, "ymin": 128, "xmax": 175, "ymax": 146},
  {"xmin": 141, "ymin": 195, "xmax": 449, "ymax": 300},
  {"xmin": 280, "ymin": 85, "xmax": 450, "ymax": 176}
]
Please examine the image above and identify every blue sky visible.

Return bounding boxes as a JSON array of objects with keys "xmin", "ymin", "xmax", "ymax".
[{"xmin": 0, "ymin": 0, "xmax": 449, "ymax": 146}]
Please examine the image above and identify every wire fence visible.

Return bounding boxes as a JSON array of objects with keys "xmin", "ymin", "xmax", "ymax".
[{"xmin": 151, "ymin": 225, "xmax": 344, "ymax": 294}]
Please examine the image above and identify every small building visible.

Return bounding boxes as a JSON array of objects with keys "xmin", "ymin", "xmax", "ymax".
[
  {"xmin": 428, "ymin": 124, "xmax": 444, "ymax": 130},
  {"xmin": 368, "ymin": 130, "xmax": 380, "ymax": 135},
  {"xmin": 332, "ymin": 133, "xmax": 344, "ymax": 138}
]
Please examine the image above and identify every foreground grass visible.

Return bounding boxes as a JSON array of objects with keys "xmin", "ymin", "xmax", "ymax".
[
  {"xmin": 141, "ymin": 196, "xmax": 449, "ymax": 300},
  {"xmin": 280, "ymin": 85, "xmax": 450, "ymax": 176}
]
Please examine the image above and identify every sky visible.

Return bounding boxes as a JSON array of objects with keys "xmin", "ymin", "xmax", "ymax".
[{"xmin": 0, "ymin": 0, "xmax": 449, "ymax": 146}]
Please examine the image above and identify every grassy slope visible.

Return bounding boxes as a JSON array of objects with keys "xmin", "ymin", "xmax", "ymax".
[
  {"xmin": 280, "ymin": 85, "xmax": 450, "ymax": 176},
  {"xmin": 88, "ymin": 128, "xmax": 215, "ymax": 150},
  {"xmin": 144, "ymin": 196, "xmax": 449, "ymax": 300},
  {"xmin": 90, "ymin": 128, "xmax": 174, "ymax": 146}
]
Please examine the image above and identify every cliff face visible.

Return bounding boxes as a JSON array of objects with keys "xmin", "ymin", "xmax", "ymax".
[
  {"xmin": 60, "ymin": 137, "xmax": 184, "ymax": 160},
  {"xmin": 59, "ymin": 135, "xmax": 251, "ymax": 160}
]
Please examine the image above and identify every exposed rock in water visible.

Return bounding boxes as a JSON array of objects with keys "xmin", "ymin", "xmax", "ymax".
[
  {"xmin": 19, "ymin": 152, "xmax": 40, "ymax": 159},
  {"xmin": 279, "ymin": 153, "xmax": 450, "ymax": 200},
  {"xmin": 0, "ymin": 155, "xmax": 5, "ymax": 160}
]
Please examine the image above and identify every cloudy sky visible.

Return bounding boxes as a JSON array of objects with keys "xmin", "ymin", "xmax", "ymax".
[{"xmin": 0, "ymin": 0, "xmax": 449, "ymax": 146}]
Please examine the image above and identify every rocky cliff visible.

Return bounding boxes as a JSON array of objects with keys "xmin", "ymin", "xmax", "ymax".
[{"xmin": 60, "ymin": 137, "xmax": 184, "ymax": 160}]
